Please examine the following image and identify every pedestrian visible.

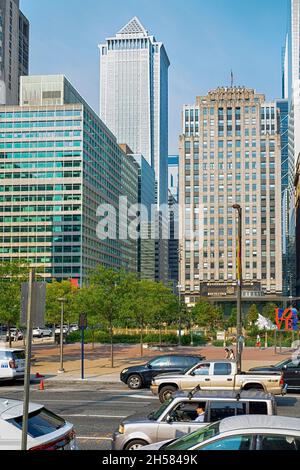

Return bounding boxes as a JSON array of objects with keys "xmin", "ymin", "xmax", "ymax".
[
  {"xmin": 14, "ymin": 329, "xmax": 19, "ymax": 342},
  {"xmin": 256, "ymin": 334, "xmax": 261, "ymax": 349},
  {"xmin": 229, "ymin": 349, "xmax": 235, "ymax": 360},
  {"xmin": 224, "ymin": 347, "xmax": 230, "ymax": 359}
]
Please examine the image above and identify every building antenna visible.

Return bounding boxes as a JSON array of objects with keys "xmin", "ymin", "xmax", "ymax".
[{"xmin": 230, "ymin": 70, "xmax": 234, "ymax": 88}]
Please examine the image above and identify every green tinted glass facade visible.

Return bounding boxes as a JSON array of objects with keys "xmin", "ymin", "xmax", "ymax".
[{"xmin": 0, "ymin": 99, "xmax": 137, "ymax": 283}]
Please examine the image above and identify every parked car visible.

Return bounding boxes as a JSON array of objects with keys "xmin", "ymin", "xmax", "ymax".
[
  {"xmin": 112, "ymin": 389, "xmax": 276, "ymax": 450},
  {"xmin": 69, "ymin": 324, "xmax": 79, "ymax": 332},
  {"xmin": 249, "ymin": 356, "xmax": 300, "ymax": 391},
  {"xmin": 32, "ymin": 327, "xmax": 52, "ymax": 338},
  {"xmin": 55, "ymin": 325, "xmax": 69, "ymax": 335},
  {"xmin": 6, "ymin": 329, "xmax": 23, "ymax": 342},
  {"xmin": 120, "ymin": 355, "xmax": 206, "ymax": 390},
  {"xmin": 150, "ymin": 360, "xmax": 286, "ymax": 402},
  {"xmin": 0, "ymin": 397, "xmax": 78, "ymax": 450},
  {"xmin": 0, "ymin": 348, "xmax": 25, "ymax": 382},
  {"xmin": 141, "ymin": 415, "xmax": 300, "ymax": 450}
]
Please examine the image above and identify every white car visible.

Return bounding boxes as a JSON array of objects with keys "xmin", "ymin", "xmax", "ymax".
[
  {"xmin": 32, "ymin": 327, "xmax": 52, "ymax": 338},
  {"xmin": 55, "ymin": 325, "xmax": 69, "ymax": 335},
  {"xmin": 0, "ymin": 348, "xmax": 25, "ymax": 382},
  {"xmin": 69, "ymin": 324, "xmax": 79, "ymax": 332},
  {"xmin": 0, "ymin": 398, "xmax": 78, "ymax": 450},
  {"xmin": 141, "ymin": 415, "xmax": 300, "ymax": 450}
]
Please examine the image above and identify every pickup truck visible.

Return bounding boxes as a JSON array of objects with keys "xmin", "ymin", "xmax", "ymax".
[{"xmin": 150, "ymin": 360, "xmax": 286, "ymax": 403}]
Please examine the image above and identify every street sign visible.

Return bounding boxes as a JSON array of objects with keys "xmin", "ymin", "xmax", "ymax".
[
  {"xmin": 20, "ymin": 282, "xmax": 46, "ymax": 327},
  {"xmin": 79, "ymin": 313, "xmax": 87, "ymax": 329}
]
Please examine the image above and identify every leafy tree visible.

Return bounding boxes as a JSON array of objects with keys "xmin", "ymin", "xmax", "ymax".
[
  {"xmin": 0, "ymin": 261, "xmax": 29, "ymax": 346},
  {"xmin": 87, "ymin": 266, "xmax": 135, "ymax": 367},
  {"xmin": 192, "ymin": 299, "xmax": 224, "ymax": 335},
  {"xmin": 46, "ymin": 280, "xmax": 78, "ymax": 332},
  {"xmin": 262, "ymin": 303, "xmax": 278, "ymax": 321},
  {"xmin": 246, "ymin": 304, "xmax": 259, "ymax": 327}
]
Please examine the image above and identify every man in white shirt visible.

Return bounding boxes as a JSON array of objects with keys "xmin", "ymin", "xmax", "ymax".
[{"xmin": 194, "ymin": 405, "xmax": 205, "ymax": 422}]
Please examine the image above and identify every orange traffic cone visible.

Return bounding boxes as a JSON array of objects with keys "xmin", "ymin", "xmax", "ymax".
[{"xmin": 38, "ymin": 380, "xmax": 45, "ymax": 391}]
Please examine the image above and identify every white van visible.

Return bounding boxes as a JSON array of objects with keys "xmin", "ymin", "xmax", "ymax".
[{"xmin": 0, "ymin": 348, "xmax": 25, "ymax": 382}]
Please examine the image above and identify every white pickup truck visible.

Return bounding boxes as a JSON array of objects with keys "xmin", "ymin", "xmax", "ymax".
[{"xmin": 150, "ymin": 360, "xmax": 286, "ymax": 402}]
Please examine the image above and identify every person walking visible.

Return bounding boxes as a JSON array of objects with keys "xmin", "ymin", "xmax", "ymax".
[
  {"xmin": 224, "ymin": 347, "xmax": 230, "ymax": 359},
  {"xmin": 256, "ymin": 334, "xmax": 261, "ymax": 349},
  {"xmin": 229, "ymin": 349, "xmax": 235, "ymax": 360}
]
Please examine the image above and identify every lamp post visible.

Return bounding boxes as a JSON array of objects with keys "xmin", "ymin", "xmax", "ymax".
[
  {"xmin": 233, "ymin": 204, "xmax": 242, "ymax": 373},
  {"xmin": 177, "ymin": 283, "xmax": 182, "ymax": 345},
  {"xmin": 57, "ymin": 297, "xmax": 66, "ymax": 373}
]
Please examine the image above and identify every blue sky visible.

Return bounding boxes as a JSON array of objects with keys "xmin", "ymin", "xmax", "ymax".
[{"xmin": 21, "ymin": 0, "xmax": 288, "ymax": 154}]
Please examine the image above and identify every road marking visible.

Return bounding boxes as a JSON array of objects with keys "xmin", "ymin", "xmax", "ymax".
[
  {"xmin": 129, "ymin": 394, "xmax": 157, "ymax": 399},
  {"xmin": 32, "ymin": 399, "xmax": 152, "ymax": 405},
  {"xmin": 77, "ymin": 436, "xmax": 112, "ymax": 441},
  {"xmin": 62, "ymin": 414, "xmax": 126, "ymax": 418}
]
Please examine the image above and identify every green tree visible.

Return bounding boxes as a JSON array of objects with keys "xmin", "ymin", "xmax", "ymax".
[
  {"xmin": 262, "ymin": 303, "xmax": 278, "ymax": 321},
  {"xmin": 246, "ymin": 304, "xmax": 259, "ymax": 327},
  {"xmin": 0, "ymin": 261, "xmax": 29, "ymax": 346},
  {"xmin": 192, "ymin": 300, "xmax": 224, "ymax": 336},
  {"xmin": 226, "ymin": 307, "xmax": 237, "ymax": 329},
  {"xmin": 88, "ymin": 265, "xmax": 135, "ymax": 367},
  {"xmin": 45, "ymin": 280, "xmax": 78, "ymax": 341}
]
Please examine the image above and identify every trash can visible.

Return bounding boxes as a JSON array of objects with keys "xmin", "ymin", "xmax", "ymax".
[{"xmin": 55, "ymin": 333, "xmax": 60, "ymax": 345}]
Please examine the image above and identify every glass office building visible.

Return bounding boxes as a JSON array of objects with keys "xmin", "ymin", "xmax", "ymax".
[{"xmin": 0, "ymin": 75, "xmax": 138, "ymax": 284}]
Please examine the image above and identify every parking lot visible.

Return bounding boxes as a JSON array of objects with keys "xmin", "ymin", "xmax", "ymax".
[{"xmin": 0, "ymin": 382, "xmax": 300, "ymax": 450}]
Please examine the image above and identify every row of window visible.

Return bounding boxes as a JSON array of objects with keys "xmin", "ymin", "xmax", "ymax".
[
  {"xmin": 0, "ymin": 110, "xmax": 82, "ymax": 119},
  {"xmin": 0, "ymin": 171, "xmax": 81, "ymax": 179},
  {"xmin": 0, "ymin": 183, "xmax": 81, "ymax": 192},
  {"xmin": 0, "ymin": 120, "xmax": 82, "ymax": 129},
  {"xmin": 0, "ymin": 140, "xmax": 81, "ymax": 149}
]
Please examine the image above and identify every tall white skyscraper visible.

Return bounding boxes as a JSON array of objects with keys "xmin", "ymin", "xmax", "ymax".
[
  {"xmin": 290, "ymin": 0, "xmax": 300, "ymax": 162},
  {"xmin": 99, "ymin": 16, "xmax": 170, "ymax": 206}
]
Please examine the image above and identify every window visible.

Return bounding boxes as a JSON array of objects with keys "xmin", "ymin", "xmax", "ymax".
[
  {"xmin": 209, "ymin": 401, "xmax": 246, "ymax": 422},
  {"xmin": 213, "ymin": 363, "xmax": 231, "ymax": 375},
  {"xmin": 8, "ymin": 408, "xmax": 65, "ymax": 438},
  {"xmin": 249, "ymin": 402, "xmax": 267, "ymax": 414},
  {"xmin": 148, "ymin": 357, "xmax": 171, "ymax": 367},
  {"xmin": 199, "ymin": 435, "xmax": 252, "ymax": 451},
  {"xmin": 258, "ymin": 435, "xmax": 300, "ymax": 451}
]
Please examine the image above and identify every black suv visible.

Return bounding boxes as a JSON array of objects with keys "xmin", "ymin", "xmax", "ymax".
[{"xmin": 120, "ymin": 354, "xmax": 205, "ymax": 389}]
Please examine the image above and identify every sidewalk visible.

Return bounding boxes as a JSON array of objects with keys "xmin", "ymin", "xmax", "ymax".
[{"xmin": 26, "ymin": 342, "xmax": 294, "ymax": 385}]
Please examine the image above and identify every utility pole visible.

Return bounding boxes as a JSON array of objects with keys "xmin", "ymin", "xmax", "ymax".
[
  {"xmin": 233, "ymin": 204, "xmax": 242, "ymax": 373},
  {"xmin": 21, "ymin": 268, "xmax": 35, "ymax": 451},
  {"xmin": 57, "ymin": 297, "xmax": 66, "ymax": 373}
]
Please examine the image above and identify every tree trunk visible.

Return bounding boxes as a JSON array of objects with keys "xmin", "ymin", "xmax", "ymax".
[
  {"xmin": 53, "ymin": 323, "xmax": 56, "ymax": 345},
  {"xmin": 92, "ymin": 328, "xmax": 95, "ymax": 351},
  {"xmin": 159, "ymin": 323, "xmax": 162, "ymax": 347},
  {"xmin": 140, "ymin": 319, "xmax": 144, "ymax": 357},
  {"xmin": 8, "ymin": 322, "xmax": 12, "ymax": 348},
  {"xmin": 110, "ymin": 320, "xmax": 114, "ymax": 368}
]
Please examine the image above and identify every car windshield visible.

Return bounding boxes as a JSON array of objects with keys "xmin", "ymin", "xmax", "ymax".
[
  {"xmin": 162, "ymin": 421, "xmax": 220, "ymax": 450},
  {"xmin": 8, "ymin": 407, "xmax": 65, "ymax": 438},
  {"xmin": 274, "ymin": 359, "xmax": 292, "ymax": 369},
  {"xmin": 148, "ymin": 398, "xmax": 174, "ymax": 421}
]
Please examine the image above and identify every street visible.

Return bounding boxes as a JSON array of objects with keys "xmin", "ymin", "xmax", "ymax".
[{"xmin": 0, "ymin": 382, "xmax": 300, "ymax": 450}]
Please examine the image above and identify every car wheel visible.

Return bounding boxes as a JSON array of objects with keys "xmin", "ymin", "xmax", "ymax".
[
  {"xmin": 124, "ymin": 439, "xmax": 148, "ymax": 450},
  {"xmin": 127, "ymin": 374, "xmax": 142, "ymax": 390},
  {"xmin": 159, "ymin": 385, "xmax": 177, "ymax": 403}
]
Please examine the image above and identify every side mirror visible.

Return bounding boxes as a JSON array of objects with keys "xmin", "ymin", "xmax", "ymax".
[
  {"xmin": 147, "ymin": 363, "xmax": 152, "ymax": 369},
  {"xmin": 190, "ymin": 371, "xmax": 195, "ymax": 376},
  {"xmin": 283, "ymin": 365, "xmax": 287, "ymax": 370}
]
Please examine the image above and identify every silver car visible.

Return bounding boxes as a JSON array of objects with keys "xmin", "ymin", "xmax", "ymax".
[
  {"xmin": 141, "ymin": 415, "xmax": 300, "ymax": 450},
  {"xmin": 112, "ymin": 390, "xmax": 276, "ymax": 450}
]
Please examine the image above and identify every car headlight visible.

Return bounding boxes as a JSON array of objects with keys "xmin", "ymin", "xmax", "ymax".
[
  {"xmin": 118, "ymin": 424, "xmax": 125, "ymax": 434},
  {"xmin": 121, "ymin": 369, "xmax": 128, "ymax": 374}
]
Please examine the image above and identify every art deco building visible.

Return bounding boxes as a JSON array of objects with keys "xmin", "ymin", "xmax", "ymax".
[{"xmin": 179, "ymin": 87, "xmax": 282, "ymax": 305}]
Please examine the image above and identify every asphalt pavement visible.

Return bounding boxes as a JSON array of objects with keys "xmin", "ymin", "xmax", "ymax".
[{"xmin": 0, "ymin": 381, "xmax": 300, "ymax": 450}]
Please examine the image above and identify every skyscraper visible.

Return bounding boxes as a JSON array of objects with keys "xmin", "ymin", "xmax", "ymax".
[
  {"xmin": 0, "ymin": 75, "xmax": 139, "ymax": 284},
  {"xmin": 99, "ymin": 16, "xmax": 170, "ymax": 206},
  {"xmin": 179, "ymin": 87, "xmax": 282, "ymax": 307},
  {"xmin": 0, "ymin": 0, "xmax": 29, "ymax": 105}
]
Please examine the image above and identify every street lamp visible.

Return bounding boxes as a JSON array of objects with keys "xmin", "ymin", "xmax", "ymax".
[
  {"xmin": 57, "ymin": 297, "xmax": 66, "ymax": 373},
  {"xmin": 232, "ymin": 204, "xmax": 243, "ymax": 373},
  {"xmin": 177, "ymin": 283, "xmax": 182, "ymax": 345}
]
